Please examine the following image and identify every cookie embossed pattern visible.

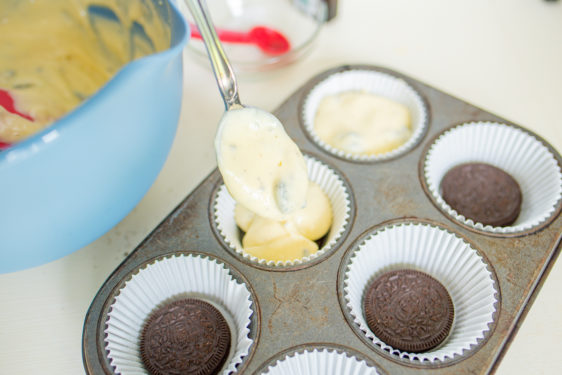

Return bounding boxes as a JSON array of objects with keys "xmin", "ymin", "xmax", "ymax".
[
  {"xmin": 140, "ymin": 299, "xmax": 231, "ymax": 375},
  {"xmin": 84, "ymin": 65, "xmax": 562, "ymax": 375},
  {"xmin": 364, "ymin": 270, "xmax": 455, "ymax": 354}
]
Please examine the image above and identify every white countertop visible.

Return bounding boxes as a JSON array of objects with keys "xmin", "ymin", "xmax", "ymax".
[{"xmin": 1, "ymin": 0, "xmax": 561, "ymax": 373}]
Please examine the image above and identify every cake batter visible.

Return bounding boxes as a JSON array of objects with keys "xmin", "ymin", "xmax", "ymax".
[{"xmin": 0, "ymin": 0, "xmax": 171, "ymax": 143}]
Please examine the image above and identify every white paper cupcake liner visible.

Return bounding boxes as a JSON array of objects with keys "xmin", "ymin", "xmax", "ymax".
[
  {"xmin": 262, "ymin": 347, "xmax": 382, "ymax": 375},
  {"xmin": 104, "ymin": 253, "xmax": 255, "ymax": 375},
  {"xmin": 213, "ymin": 155, "xmax": 351, "ymax": 267},
  {"xmin": 301, "ymin": 69, "xmax": 428, "ymax": 161},
  {"xmin": 423, "ymin": 122, "xmax": 562, "ymax": 234},
  {"xmin": 343, "ymin": 221, "xmax": 499, "ymax": 363}
]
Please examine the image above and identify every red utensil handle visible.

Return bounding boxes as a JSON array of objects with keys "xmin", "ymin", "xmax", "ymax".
[
  {"xmin": 190, "ymin": 26, "xmax": 251, "ymax": 43},
  {"xmin": 0, "ymin": 89, "xmax": 36, "ymax": 149},
  {"xmin": 0, "ymin": 89, "xmax": 34, "ymax": 121}
]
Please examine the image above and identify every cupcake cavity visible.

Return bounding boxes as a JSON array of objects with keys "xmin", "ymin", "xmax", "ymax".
[
  {"xmin": 104, "ymin": 253, "xmax": 255, "ymax": 375},
  {"xmin": 214, "ymin": 155, "xmax": 351, "ymax": 268},
  {"xmin": 261, "ymin": 347, "xmax": 382, "ymax": 375},
  {"xmin": 301, "ymin": 69, "xmax": 428, "ymax": 161},
  {"xmin": 423, "ymin": 122, "xmax": 562, "ymax": 234},
  {"xmin": 342, "ymin": 221, "xmax": 499, "ymax": 363}
]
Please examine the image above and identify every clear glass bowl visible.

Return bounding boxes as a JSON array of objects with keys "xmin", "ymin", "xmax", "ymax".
[{"xmin": 178, "ymin": 0, "xmax": 327, "ymax": 74}]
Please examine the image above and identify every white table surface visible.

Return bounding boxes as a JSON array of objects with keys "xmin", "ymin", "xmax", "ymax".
[{"xmin": 1, "ymin": 0, "xmax": 561, "ymax": 374}]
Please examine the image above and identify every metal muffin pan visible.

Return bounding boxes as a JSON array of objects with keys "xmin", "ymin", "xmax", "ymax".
[{"xmin": 83, "ymin": 65, "xmax": 562, "ymax": 374}]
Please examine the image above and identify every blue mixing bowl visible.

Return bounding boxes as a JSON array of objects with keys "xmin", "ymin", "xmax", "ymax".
[{"xmin": 0, "ymin": 0, "xmax": 190, "ymax": 273}]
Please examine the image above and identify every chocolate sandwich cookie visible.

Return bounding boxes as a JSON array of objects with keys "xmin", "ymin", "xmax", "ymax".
[
  {"xmin": 364, "ymin": 269, "xmax": 454, "ymax": 353},
  {"xmin": 140, "ymin": 298, "xmax": 231, "ymax": 375},
  {"xmin": 441, "ymin": 162, "xmax": 522, "ymax": 227}
]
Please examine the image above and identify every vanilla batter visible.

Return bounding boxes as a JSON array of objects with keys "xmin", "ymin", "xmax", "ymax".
[
  {"xmin": 314, "ymin": 91, "xmax": 412, "ymax": 155},
  {"xmin": 234, "ymin": 182, "xmax": 333, "ymax": 262},
  {"xmin": 216, "ymin": 107, "xmax": 309, "ymax": 221},
  {"xmin": 0, "ymin": 0, "xmax": 171, "ymax": 143}
]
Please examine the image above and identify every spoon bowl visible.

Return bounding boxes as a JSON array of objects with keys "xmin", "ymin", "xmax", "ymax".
[{"xmin": 248, "ymin": 26, "xmax": 291, "ymax": 55}]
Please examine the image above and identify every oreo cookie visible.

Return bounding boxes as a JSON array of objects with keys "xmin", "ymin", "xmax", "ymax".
[
  {"xmin": 140, "ymin": 298, "xmax": 231, "ymax": 375},
  {"xmin": 363, "ymin": 269, "xmax": 454, "ymax": 353},
  {"xmin": 440, "ymin": 162, "xmax": 522, "ymax": 227}
]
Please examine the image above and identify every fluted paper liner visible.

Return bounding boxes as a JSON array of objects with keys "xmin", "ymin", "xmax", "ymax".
[
  {"xmin": 214, "ymin": 155, "xmax": 351, "ymax": 267},
  {"xmin": 262, "ymin": 348, "xmax": 381, "ymax": 375},
  {"xmin": 424, "ymin": 122, "xmax": 562, "ymax": 234},
  {"xmin": 104, "ymin": 254, "xmax": 254, "ymax": 375},
  {"xmin": 301, "ymin": 69, "xmax": 428, "ymax": 161},
  {"xmin": 343, "ymin": 222, "xmax": 498, "ymax": 363}
]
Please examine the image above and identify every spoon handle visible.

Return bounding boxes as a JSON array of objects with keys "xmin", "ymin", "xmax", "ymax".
[{"xmin": 184, "ymin": 0, "xmax": 241, "ymax": 110}]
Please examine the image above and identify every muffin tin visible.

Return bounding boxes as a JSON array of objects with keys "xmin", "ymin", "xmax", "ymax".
[{"xmin": 83, "ymin": 65, "xmax": 562, "ymax": 374}]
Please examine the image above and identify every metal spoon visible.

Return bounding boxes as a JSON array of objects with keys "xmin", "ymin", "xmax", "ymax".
[
  {"xmin": 184, "ymin": 0, "xmax": 308, "ymax": 219},
  {"xmin": 183, "ymin": 0, "xmax": 241, "ymax": 110}
]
